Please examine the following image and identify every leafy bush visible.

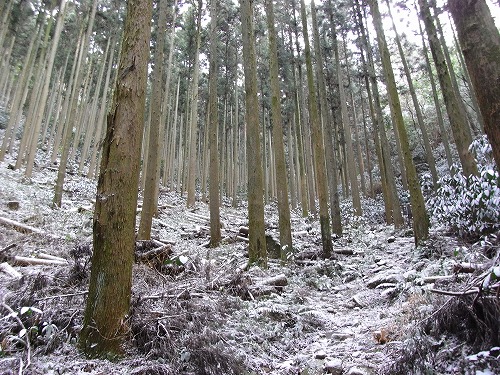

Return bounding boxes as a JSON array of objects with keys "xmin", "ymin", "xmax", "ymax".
[{"xmin": 427, "ymin": 136, "xmax": 500, "ymax": 239}]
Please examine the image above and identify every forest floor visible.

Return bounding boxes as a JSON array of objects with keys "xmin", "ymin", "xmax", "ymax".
[{"xmin": 0, "ymin": 145, "xmax": 499, "ymax": 374}]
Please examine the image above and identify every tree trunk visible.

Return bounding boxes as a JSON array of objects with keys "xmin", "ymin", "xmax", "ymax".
[
  {"xmin": 138, "ymin": 0, "xmax": 169, "ymax": 239},
  {"xmin": 418, "ymin": 0, "xmax": 478, "ymax": 177},
  {"xmin": 265, "ymin": 0, "xmax": 293, "ymax": 259},
  {"xmin": 416, "ymin": 12, "xmax": 454, "ymax": 170},
  {"xmin": 317, "ymin": 0, "xmax": 342, "ymax": 236},
  {"xmin": 385, "ymin": 0, "xmax": 438, "ymax": 186},
  {"xmin": 370, "ymin": 0, "xmax": 429, "ymax": 245},
  {"xmin": 186, "ymin": 0, "xmax": 203, "ymax": 208},
  {"xmin": 448, "ymin": 0, "xmax": 500, "ymax": 169},
  {"xmin": 79, "ymin": 0, "xmax": 152, "ymax": 358},
  {"xmin": 301, "ymin": 0, "xmax": 333, "ymax": 258},
  {"xmin": 241, "ymin": 0, "xmax": 267, "ymax": 267},
  {"xmin": 208, "ymin": 0, "xmax": 221, "ymax": 247},
  {"xmin": 334, "ymin": 31, "xmax": 362, "ymax": 216},
  {"xmin": 354, "ymin": 0, "xmax": 403, "ymax": 227},
  {"xmin": 53, "ymin": 0, "xmax": 98, "ymax": 207}
]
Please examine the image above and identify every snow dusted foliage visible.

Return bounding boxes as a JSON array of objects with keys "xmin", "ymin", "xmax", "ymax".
[{"xmin": 428, "ymin": 136, "xmax": 500, "ymax": 239}]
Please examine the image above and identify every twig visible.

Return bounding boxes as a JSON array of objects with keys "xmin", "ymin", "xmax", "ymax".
[
  {"xmin": 1, "ymin": 296, "xmax": 31, "ymax": 370},
  {"xmin": 1, "ymin": 243, "xmax": 16, "ymax": 253},
  {"xmin": 37, "ymin": 291, "xmax": 88, "ymax": 301},
  {"xmin": 429, "ymin": 288, "xmax": 480, "ymax": 296}
]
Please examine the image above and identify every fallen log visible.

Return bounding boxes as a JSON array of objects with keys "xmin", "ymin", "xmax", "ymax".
[
  {"xmin": 0, "ymin": 216, "xmax": 46, "ymax": 235},
  {"xmin": 12, "ymin": 256, "xmax": 67, "ymax": 266},
  {"xmin": 256, "ymin": 273, "xmax": 288, "ymax": 287},
  {"xmin": 37, "ymin": 252, "xmax": 68, "ymax": 264}
]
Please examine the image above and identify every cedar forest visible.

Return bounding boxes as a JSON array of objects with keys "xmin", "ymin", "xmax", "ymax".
[{"xmin": 0, "ymin": 0, "xmax": 499, "ymax": 374}]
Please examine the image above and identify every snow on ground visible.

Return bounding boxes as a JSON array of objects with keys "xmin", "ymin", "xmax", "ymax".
[{"xmin": 0, "ymin": 146, "xmax": 499, "ymax": 375}]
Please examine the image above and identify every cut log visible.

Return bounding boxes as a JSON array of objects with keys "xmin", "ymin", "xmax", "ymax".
[
  {"xmin": 236, "ymin": 235, "xmax": 249, "ymax": 243},
  {"xmin": 238, "ymin": 226, "xmax": 249, "ymax": 237},
  {"xmin": 0, "ymin": 216, "xmax": 46, "ymax": 235},
  {"xmin": 0, "ymin": 262, "xmax": 22, "ymax": 278},
  {"xmin": 333, "ymin": 248, "xmax": 354, "ymax": 255},
  {"xmin": 13, "ymin": 256, "xmax": 67, "ymax": 266},
  {"xmin": 257, "ymin": 273, "xmax": 288, "ymax": 287},
  {"xmin": 37, "ymin": 252, "xmax": 68, "ymax": 264}
]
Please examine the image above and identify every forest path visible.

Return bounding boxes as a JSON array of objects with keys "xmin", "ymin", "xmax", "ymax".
[{"xmin": 0, "ymin": 154, "xmax": 466, "ymax": 374}]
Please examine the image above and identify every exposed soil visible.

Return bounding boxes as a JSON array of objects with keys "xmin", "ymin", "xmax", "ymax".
[{"xmin": 0, "ymin": 149, "xmax": 499, "ymax": 375}]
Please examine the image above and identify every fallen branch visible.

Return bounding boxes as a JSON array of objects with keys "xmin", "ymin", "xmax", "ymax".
[
  {"xmin": 38, "ymin": 291, "xmax": 88, "ymax": 301},
  {"xmin": 0, "ymin": 216, "xmax": 46, "ymax": 235},
  {"xmin": 256, "ymin": 273, "xmax": 288, "ymax": 287},
  {"xmin": 1, "ymin": 243, "xmax": 16, "ymax": 254},
  {"xmin": 12, "ymin": 256, "xmax": 67, "ymax": 266},
  {"xmin": 36, "ymin": 252, "xmax": 68, "ymax": 264},
  {"xmin": 333, "ymin": 248, "xmax": 354, "ymax": 255},
  {"xmin": 429, "ymin": 288, "xmax": 480, "ymax": 296}
]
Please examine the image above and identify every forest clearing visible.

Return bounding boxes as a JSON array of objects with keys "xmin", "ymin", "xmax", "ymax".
[{"xmin": 1, "ymin": 0, "xmax": 500, "ymax": 373}]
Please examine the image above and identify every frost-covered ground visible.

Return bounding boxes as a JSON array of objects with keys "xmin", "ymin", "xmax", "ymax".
[{"xmin": 0, "ymin": 144, "xmax": 499, "ymax": 374}]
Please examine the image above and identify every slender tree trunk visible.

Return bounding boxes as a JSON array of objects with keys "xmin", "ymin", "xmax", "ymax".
[
  {"xmin": 416, "ymin": 11, "xmax": 454, "ymax": 170},
  {"xmin": 265, "ymin": 0, "xmax": 293, "ymax": 259},
  {"xmin": 418, "ymin": 0, "xmax": 477, "ymax": 177},
  {"xmin": 317, "ymin": 0, "xmax": 342, "ymax": 236},
  {"xmin": 138, "ymin": 0, "xmax": 169, "ymax": 239},
  {"xmin": 385, "ymin": 0, "xmax": 438, "ymax": 186},
  {"xmin": 300, "ymin": 0, "xmax": 333, "ymax": 257},
  {"xmin": 355, "ymin": 0, "xmax": 403, "ymax": 227},
  {"xmin": 0, "ymin": 25, "xmax": 40, "ymax": 161},
  {"xmin": 448, "ymin": 0, "xmax": 500, "ymax": 169},
  {"xmin": 79, "ymin": 0, "xmax": 152, "ymax": 358},
  {"xmin": 208, "ymin": 0, "xmax": 221, "ymax": 247},
  {"xmin": 333, "ymin": 31, "xmax": 362, "ymax": 216},
  {"xmin": 53, "ymin": 0, "xmax": 98, "ymax": 207},
  {"xmin": 241, "ymin": 0, "xmax": 267, "ymax": 267},
  {"xmin": 186, "ymin": 0, "xmax": 203, "ymax": 208},
  {"xmin": 370, "ymin": 0, "xmax": 429, "ymax": 245}
]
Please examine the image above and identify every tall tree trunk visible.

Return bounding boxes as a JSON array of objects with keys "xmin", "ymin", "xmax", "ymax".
[
  {"xmin": 186, "ymin": 0, "xmax": 203, "ymax": 208},
  {"xmin": 138, "ymin": 0, "xmax": 169, "ymax": 239},
  {"xmin": 265, "ymin": 0, "xmax": 293, "ymax": 259},
  {"xmin": 418, "ymin": 0, "xmax": 477, "ymax": 177},
  {"xmin": 208, "ymin": 0, "xmax": 221, "ymax": 247},
  {"xmin": 333, "ymin": 30, "xmax": 362, "ymax": 216},
  {"xmin": 0, "ymin": 25, "xmax": 41, "ymax": 161},
  {"xmin": 300, "ymin": 0, "xmax": 333, "ymax": 257},
  {"xmin": 79, "ymin": 0, "xmax": 152, "ymax": 358},
  {"xmin": 385, "ymin": 0, "xmax": 438, "ymax": 186},
  {"xmin": 241, "ymin": 0, "xmax": 267, "ymax": 267},
  {"xmin": 53, "ymin": 0, "xmax": 98, "ymax": 207},
  {"xmin": 370, "ymin": 0, "xmax": 429, "ymax": 245},
  {"xmin": 317, "ymin": 0, "xmax": 342, "ymax": 236},
  {"xmin": 448, "ymin": 0, "xmax": 500, "ymax": 169},
  {"xmin": 355, "ymin": 0, "xmax": 403, "ymax": 227},
  {"xmin": 416, "ymin": 11, "xmax": 454, "ymax": 170}
]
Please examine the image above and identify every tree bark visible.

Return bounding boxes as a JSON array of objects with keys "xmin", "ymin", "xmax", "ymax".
[
  {"xmin": 240, "ymin": 0, "xmax": 267, "ymax": 267},
  {"xmin": 208, "ymin": 0, "xmax": 221, "ymax": 247},
  {"xmin": 265, "ymin": 0, "xmax": 293, "ymax": 259},
  {"xmin": 79, "ymin": 0, "xmax": 152, "ymax": 358},
  {"xmin": 138, "ymin": 0, "xmax": 169, "ymax": 239},
  {"xmin": 448, "ymin": 0, "xmax": 500, "ymax": 169},
  {"xmin": 418, "ymin": 0, "xmax": 478, "ymax": 177},
  {"xmin": 370, "ymin": 0, "xmax": 429, "ymax": 245},
  {"xmin": 300, "ymin": 0, "xmax": 333, "ymax": 258}
]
